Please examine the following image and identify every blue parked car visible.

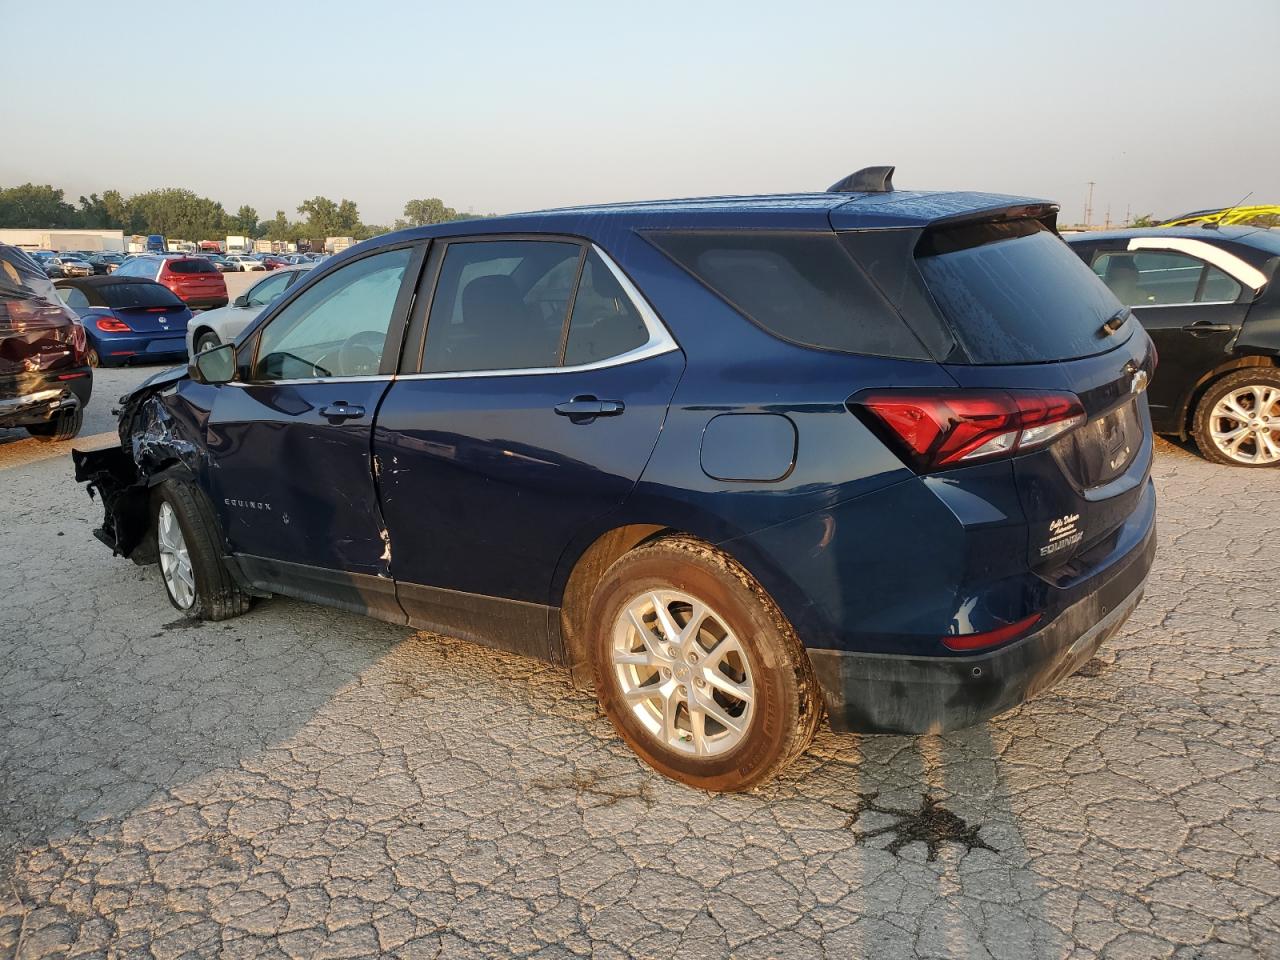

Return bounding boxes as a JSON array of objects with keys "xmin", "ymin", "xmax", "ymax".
[
  {"xmin": 54, "ymin": 276, "xmax": 193, "ymax": 367},
  {"xmin": 73, "ymin": 168, "xmax": 1157, "ymax": 790}
]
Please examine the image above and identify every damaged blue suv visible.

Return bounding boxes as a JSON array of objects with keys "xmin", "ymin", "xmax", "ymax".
[{"xmin": 75, "ymin": 168, "xmax": 1157, "ymax": 791}]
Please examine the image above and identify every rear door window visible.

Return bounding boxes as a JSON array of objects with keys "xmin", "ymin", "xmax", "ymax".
[
  {"xmin": 1093, "ymin": 250, "xmax": 1242, "ymax": 306},
  {"xmin": 422, "ymin": 240, "xmax": 582, "ymax": 372},
  {"xmin": 915, "ymin": 220, "xmax": 1127, "ymax": 364},
  {"xmin": 648, "ymin": 231, "xmax": 929, "ymax": 359}
]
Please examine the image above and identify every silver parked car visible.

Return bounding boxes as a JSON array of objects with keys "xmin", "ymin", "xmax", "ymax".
[{"xmin": 184, "ymin": 264, "xmax": 313, "ymax": 355}]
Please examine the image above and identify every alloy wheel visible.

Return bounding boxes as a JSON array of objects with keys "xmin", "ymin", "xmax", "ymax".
[
  {"xmin": 157, "ymin": 501, "xmax": 196, "ymax": 610},
  {"xmin": 611, "ymin": 589, "xmax": 755, "ymax": 757},
  {"xmin": 1209, "ymin": 385, "xmax": 1280, "ymax": 465}
]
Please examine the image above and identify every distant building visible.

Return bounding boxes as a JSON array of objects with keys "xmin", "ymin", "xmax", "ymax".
[{"xmin": 0, "ymin": 228, "xmax": 126, "ymax": 253}]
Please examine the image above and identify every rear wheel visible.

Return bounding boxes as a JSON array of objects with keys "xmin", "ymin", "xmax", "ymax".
[
  {"xmin": 25, "ymin": 407, "xmax": 83, "ymax": 442},
  {"xmin": 153, "ymin": 480, "xmax": 251, "ymax": 620},
  {"xmin": 86, "ymin": 347, "xmax": 101, "ymax": 368},
  {"xmin": 588, "ymin": 535, "xmax": 822, "ymax": 791},
  {"xmin": 1191, "ymin": 368, "xmax": 1280, "ymax": 467}
]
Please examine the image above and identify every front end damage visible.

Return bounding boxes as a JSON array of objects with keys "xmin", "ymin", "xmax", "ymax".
[{"xmin": 72, "ymin": 368, "xmax": 201, "ymax": 561}]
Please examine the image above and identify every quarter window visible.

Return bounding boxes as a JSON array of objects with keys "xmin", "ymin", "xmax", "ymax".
[
  {"xmin": 1093, "ymin": 251, "xmax": 1242, "ymax": 306},
  {"xmin": 58, "ymin": 287, "xmax": 90, "ymax": 310},
  {"xmin": 650, "ymin": 231, "xmax": 930, "ymax": 359},
  {"xmin": 563, "ymin": 249, "xmax": 648, "ymax": 365},
  {"xmin": 254, "ymin": 248, "xmax": 411, "ymax": 381},
  {"xmin": 422, "ymin": 240, "xmax": 582, "ymax": 373}
]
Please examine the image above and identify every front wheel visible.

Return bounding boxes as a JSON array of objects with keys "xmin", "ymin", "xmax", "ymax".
[
  {"xmin": 153, "ymin": 480, "xmax": 251, "ymax": 620},
  {"xmin": 194, "ymin": 330, "xmax": 221, "ymax": 353},
  {"xmin": 588, "ymin": 535, "xmax": 822, "ymax": 792},
  {"xmin": 1191, "ymin": 368, "xmax": 1280, "ymax": 467}
]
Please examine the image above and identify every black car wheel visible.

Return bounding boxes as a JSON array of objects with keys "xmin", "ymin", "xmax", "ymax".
[
  {"xmin": 1191, "ymin": 368, "xmax": 1280, "ymax": 467},
  {"xmin": 25, "ymin": 407, "xmax": 83, "ymax": 442},
  {"xmin": 152, "ymin": 479, "xmax": 251, "ymax": 620},
  {"xmin": 588, "ymin": 534, "xmax": 822, "ymax": 791}
]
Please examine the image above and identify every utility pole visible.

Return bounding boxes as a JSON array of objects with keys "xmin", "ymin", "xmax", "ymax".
[
  {"xmin": 1125, "ymin": 204, "xmax": 1131, "ymax": 227},
  {"xmin": 1084, "ymin": 181, "xmax": 1095, "ymax": 227},
  {"xmin": 1104, "ymin": 203, "xmax": 1111, "ymax": 230}
]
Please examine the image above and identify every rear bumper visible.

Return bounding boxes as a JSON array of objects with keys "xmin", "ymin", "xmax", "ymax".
[
  {"xmin": 95, "ymin": 333, "xmax": 189, "ymax": 364},
  {"xmin": 810, "ymin": 507, "xmax": 1156, "ymax": 734},
  {"xmin": 0, "ymin": 372, "xmax": 91, "ymax": 427}
]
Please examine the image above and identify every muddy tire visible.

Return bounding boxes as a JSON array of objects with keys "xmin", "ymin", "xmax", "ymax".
[
  {"xmin": 1191, "ymin": 368, "xmax": 1280, "ymax": 467},
  {"xmin": 26, "ymin": 407, "xmax": 83, "ymax": 442},
  {"xmin": 588, "ymin": 534, "xmax": 822, "ymax": 792},
  {"xmin": 152, "ymin": 479, "xmax": 251, "ymax": 621}
]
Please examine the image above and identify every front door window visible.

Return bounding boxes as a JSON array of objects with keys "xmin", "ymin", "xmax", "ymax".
[{"xmin": 255, "ymin": 248, "xmax": 411, "ymax": 380}]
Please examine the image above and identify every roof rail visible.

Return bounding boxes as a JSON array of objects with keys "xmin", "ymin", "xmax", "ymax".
[{"xmin": 827, "ymin": 166, "xmax": 895, "ymax": 194}]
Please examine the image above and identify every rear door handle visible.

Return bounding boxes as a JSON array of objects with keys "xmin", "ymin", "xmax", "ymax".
[
  {"xmin": 554, "ymin": 396, "xmax": 625, "ymax": 420},
  {"xmin": 320, "ymin": 401, "xmax": 365, "ymax": 422},
  {"xmin": 1181, "ymin": 321, "xmax": 1233, "ymax": 334}
]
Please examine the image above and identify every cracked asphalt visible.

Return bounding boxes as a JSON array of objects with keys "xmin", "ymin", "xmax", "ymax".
[{"xmin": 1, "ymin": 365, "xmax": 1277, "ymax": 959}]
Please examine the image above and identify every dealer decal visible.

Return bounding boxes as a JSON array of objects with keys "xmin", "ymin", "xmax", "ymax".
[{"xmin": 1040, "ymin": 513, "xmax": 1083, "ymax": 557}]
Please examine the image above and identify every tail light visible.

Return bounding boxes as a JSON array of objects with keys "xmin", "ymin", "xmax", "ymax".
[
  {"xmin": 95, "ymin": 314, "xmax": 131, "ymax": 332},
  {"xmin": 855, "ymin": 389, "xmax": 1086, "ymax": 471},
  {"xmin": 942, "ymin": 613, "xmax": 1042, "ymax": 652}
]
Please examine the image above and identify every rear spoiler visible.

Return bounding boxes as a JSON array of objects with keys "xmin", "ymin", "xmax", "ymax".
[{"xmin": 829, "ymin": 192, "xmax": 1060, "ymax": 234}]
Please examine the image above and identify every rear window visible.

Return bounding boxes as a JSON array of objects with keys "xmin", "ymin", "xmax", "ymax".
[
  {"xmin": 168, "ymin": 258, "xmax": 217, "ymax": 275},
  {"xmin": 916, "ymin": 220, "xmax": 1129, "ymax": 364},
  {"xmin": 648, "ymin": 231, "xmax": 929, "ymax": 360},
  {"xmin": 99, "ymin": 282, "xmax": 184, "ymax": 309}
]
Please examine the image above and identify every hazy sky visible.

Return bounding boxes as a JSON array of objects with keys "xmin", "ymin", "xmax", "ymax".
[{"xmin": 3, "ymin": 0, "xmax": 1277, "ymax": 226}]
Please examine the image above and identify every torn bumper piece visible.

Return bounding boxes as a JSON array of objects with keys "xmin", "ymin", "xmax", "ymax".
[
  {"xmin": 810, "ymin": 523, "xmax": 1155, "ymax": 735},
  {"xmin": 72, "ymin": 445, "xmax": 152, "ymax": 558}
]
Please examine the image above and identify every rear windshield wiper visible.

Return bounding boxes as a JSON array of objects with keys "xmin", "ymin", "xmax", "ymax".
[{"xmin": 1099, "ymin": 308, "xmax": 1130, "ymax": 337}]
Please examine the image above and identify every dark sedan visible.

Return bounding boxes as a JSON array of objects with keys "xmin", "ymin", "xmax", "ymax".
[{"xmin": 1066, "ymin": 227, "xmax": 1280, "ymax": 466}]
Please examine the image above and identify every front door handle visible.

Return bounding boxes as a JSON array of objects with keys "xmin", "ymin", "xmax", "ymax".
[
  {"xmin": 554, "ymin": 396, "xmax": 625, "ymax": 421},
  {"xmin": 320, "ymin": 401, "xmax": 365, "ymax": 422},
  {"xmin": 1182, "ymin": 321, "xmax": 1233, "ymax": 334}
]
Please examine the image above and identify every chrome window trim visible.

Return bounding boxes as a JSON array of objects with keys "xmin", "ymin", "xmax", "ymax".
[
  {"xmin": 228, "ymin": 374, "xmax": 393, "ymax": 387},
  {"xmin": 399, "ymin": 243, "xmax": 678, "ymax": 381},
  {"xmin": 225, "ymin": 244, "xmax": 677, "ymax": 388}
]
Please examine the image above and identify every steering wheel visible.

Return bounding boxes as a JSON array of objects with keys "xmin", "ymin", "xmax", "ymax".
[{"xmin": 338, "ymin": 330, "xmax": 384, "ymax": 377}]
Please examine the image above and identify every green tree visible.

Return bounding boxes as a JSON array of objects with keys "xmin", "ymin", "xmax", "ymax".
[
  {"xmin": 127, "ymin": 188, "xmax": 226, "ymax": 238},
  {"xmin": 401, "ymin": 197, "xmax": 458, "ymax": 227},
  {"xmin": 227, "ymin": 205, "xmax": 261, "ymax": 237},
  {"xmin": 297, "ymin": 196, "xmax": 339, "ymax": 236},
  {"xmin": 261, "ymin": 210, "xmax": 299, "ymax": 242},
  {"xmin": 1130, "ymin": 213, "xmax": 1159, "ymax": 227},
  {"xmin": 0, "ymin": 183, "xmax": 79, "ymax": 227}
]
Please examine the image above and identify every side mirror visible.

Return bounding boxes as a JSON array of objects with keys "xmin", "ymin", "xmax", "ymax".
[
  {"xmin": 233, "ymin": 293, "xmax": 249, "ymax": 307},
  {"xmin": 191, "ymin": 342, "xmax": 236, "ymax": 384}
]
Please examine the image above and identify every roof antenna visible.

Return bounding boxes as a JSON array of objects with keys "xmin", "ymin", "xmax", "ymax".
[
  {"xmin": 1204, "ymin": 190, "xmax": 1252, "ymax": 230},
  {"xmin": 827, "ymin": 166, "xmax": 895, "ymax": 194}
]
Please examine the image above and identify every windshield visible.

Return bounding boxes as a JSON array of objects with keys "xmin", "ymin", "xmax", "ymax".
[{"xmin": 916, "ymin": 220, "xmax": 1131, "ymax": 364}]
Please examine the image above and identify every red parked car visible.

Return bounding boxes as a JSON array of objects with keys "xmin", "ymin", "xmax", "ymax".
[
  {"xmin": 258, "ymin": 255, "xmax": 290, "ymax": 271},
  {"xmin": 0, "ymin": 244, "xmax": 91, "ymax": 441},
  {"xmin": 113, "ymin": 255, "xmax": 228, "ymax": 310}
]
